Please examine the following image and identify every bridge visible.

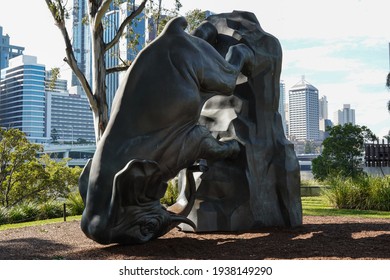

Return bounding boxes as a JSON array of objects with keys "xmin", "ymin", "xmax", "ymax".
[{"xmin": 40, "ymin": 144, "xmax": 96, "ymax": 167}]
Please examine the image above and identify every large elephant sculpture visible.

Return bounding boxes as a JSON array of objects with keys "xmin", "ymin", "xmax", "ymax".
[{"xmin": 78, "ymin": 16, "xmax": 257, "ymax": 245}]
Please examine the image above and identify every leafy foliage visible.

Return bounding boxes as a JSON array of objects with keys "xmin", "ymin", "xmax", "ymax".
[
  {"xmin": 160, "ymin": 179, "xmax": 179, "ymax": 206},
  {"xmin": 185, "ymin": 9, "xmax": 207, "ymax": 33},
  {"xmin": 0, "ymin": 128, "xmax": 81, "ymax": 208},
  {"xmin": 323, "ymin": 175, "xmax": 390, "ymax": 211},
  {"xmin": 312, "ymin": 124, "xmax": 377, "ymax": 181},
  {"xmin": 66, "ymin": 192, "xmax": 85, "ymax": 216}
]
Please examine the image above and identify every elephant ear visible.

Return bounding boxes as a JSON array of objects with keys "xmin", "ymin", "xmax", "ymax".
[
  {"xmin": 79, "ymin": 159, "xmax": 92, "ymax": 204},
  {"xmin": 112, "ymin": 159, "xmax": 168, "ymax": 208}
]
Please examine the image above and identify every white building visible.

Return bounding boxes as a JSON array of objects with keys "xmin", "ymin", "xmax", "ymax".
[
  {"xmin": 288, "ymin": 77, "xmax": 320, "ymax": 141},
  {"xmin": 319, "ymin": 95, "xmax": 328, "ymax": 119},
  {"xmin": 334, "ymin": 104, "xmax": 355, "ymax": 125},
  {"xmin": 0, "ymin": 55, "xmax": 48, "ymax": 143},
  {"xmin": 46, "ymin": 84, "xmax": 95, "ymax": 144}
]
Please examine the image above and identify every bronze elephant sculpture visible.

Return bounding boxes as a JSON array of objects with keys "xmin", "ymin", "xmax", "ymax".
[{"xmin": 78, "ymin": 16, "xmax": 255, "ymax": 244}]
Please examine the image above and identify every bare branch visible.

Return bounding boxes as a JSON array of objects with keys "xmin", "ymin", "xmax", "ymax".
[
  {"xmin": 105, "ymin": 0, "xmax": 147, "ymax": 52},
  {"xmin": 44, "ymin": 0, "xmax": 97, "ymax": 112},
  {"xmin": 106, "ymin": 65, "xmax": 131, "ymax": 74},
  {"xmin": 94, "ymin": 0, "xmax": 113, "ymax": 30}
]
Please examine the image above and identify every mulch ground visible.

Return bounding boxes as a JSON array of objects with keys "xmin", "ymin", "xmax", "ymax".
[{"xmin": 1, "ymin": 216, "xmax": 390, "ymax": 260}]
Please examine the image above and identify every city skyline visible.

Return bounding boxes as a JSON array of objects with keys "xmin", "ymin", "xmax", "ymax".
[{"xmin": 0, "ymin": 0, "xmax": 389, "ymax": 138}]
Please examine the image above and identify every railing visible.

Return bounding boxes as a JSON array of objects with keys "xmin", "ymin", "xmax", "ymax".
[{"xmin": 365, "ymin": 141, "xmax": 390, "ymax": 167}]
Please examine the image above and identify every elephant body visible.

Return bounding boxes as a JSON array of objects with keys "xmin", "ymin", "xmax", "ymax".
[{"xmin": 79, "ymin": 17, "xmax": 253, "ymax": 244}]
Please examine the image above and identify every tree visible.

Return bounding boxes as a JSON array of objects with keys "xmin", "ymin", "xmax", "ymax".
[
  {"xmin": 51, "ymin": 128, "xmax": 59, "ymax": 142},
  {"xmin": 312, "ymin": 123, "xmax": 377, "ymax": 181},
  {"xmin": 0, "ymin": 128, "xmax": 81, "ymax": 207},
  {"xmin": 184, "ymin": 8, "xmax": 206, "ymax": 33},
  {"xmin": 0, "ymin": 128, "xmax": 43, "ymax": 207},
  {"xmin": 45, "ymin": 0, "xmax": 182, "ymax": 143}
]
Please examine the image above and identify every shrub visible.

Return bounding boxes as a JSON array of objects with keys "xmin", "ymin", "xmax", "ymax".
[
  {"xmin": 38, "ymin": 201, "xmax": 63, "ymax": 220},
  {"xmin": 324, "ymin": 175, "xmax": 390, "ymax": 211},
  {"xmin": 66, "ymin": 192, "xmax": 84, "ymax": 216},
  {"xmin": 19, "ymin": 202, "xmax": 40, "ymax": 222},
  {"xmin": 7, "ymin": 206, "xmax": 27, "ymax": 224},
  {"xmin": 0, "ymin": 207, "xmax": 8, "ymax": 225},
  {"xmin": 367, "ymin": 176, "xmax": 390, "ymax": 211},
  {"xmin": 161, "ymin": 179, "xmax": 179, "ymax": 206}
]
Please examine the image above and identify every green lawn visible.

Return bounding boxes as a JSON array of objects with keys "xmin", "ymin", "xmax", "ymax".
[
  {"xmin": 302, "ymin": 196, "xmax": 390, "ymax": 219},
  {"xmin": 1, "ymin": 197, "xmax": 389, "ymax": 231},
  {"xmin": 0, "ymin": 215, "xmax": 81, "ymax": 231}
]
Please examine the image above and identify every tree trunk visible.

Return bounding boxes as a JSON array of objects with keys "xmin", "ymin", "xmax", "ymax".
[{"xmin": 90, "ymin": 8, "xmax": 109, "ymax": 143}]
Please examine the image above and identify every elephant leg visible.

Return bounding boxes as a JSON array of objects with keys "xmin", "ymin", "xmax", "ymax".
[
  {"xmin": 225, "ymin": 43, "xmax": 256, "ymax": 78},
  {"xmin": 198, "ymin": 136, "xmax": 240, "ymax": 161}
]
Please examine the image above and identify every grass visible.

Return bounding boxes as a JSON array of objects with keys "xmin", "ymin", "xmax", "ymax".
[
  {"xmin": 302, "ymin": 196, "xmax": 390, "ymax": 219},
  {"xmin": 0, "ymin": 215, "xmax": 81, "ymax": 231},
  {"xmin": 1, "ymin": 197, "xmax": 389, "ymax": 231}
]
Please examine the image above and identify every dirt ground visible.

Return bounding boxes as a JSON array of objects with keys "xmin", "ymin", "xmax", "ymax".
[{"xmin": 1, "ymin": 216, "xmax": 390, "ymax": 260}]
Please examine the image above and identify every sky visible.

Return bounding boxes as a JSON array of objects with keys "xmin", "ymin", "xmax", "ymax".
[{"xmin": 0, "ymin": 0, "xmax": 389, "ymax": 138}]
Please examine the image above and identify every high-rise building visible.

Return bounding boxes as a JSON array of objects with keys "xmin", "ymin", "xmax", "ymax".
[
  {"xmin": 105, "ymin": 1, "xmax": 147, "ymax": 113},
  {"xmin": 0, "ymin": 55, "xmax": 47, "ymax": 143},
  {"xmin": 334, "ymin": 104, "xmax": 355, "ymax": 125},
  {"xmin": 318, "ymin": 95, "xmax": 328, "ymax": 120},
  {"xmin": 318, "ymin": 95, "xmax": 330, "ymax": 140},
  {"xmin": 72, "ymin": 0, "xmax": 149, "ymax": 113},
  {"xmin": 71, "ymin": 0, "xmax": 92, "ymax": 87},
  {"xmin": 288, "ymin": 76, "xmax": 320, "ymax": 141},
  {"xmin": 45, "ymin": 70, "xmax": 95, "ymax": 143},
  {"xmin": 46, "ymin": 88, "xmax": 95, "ymax": 144},
  {"xmin": 0, "ymin": 26, "xmax": 24, "ymax": 69},
  {"xmin": 279, "ymin": 81, "xmax": 287, "ymax": 136}
]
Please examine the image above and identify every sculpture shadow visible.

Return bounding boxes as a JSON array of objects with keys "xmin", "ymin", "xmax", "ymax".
[
  {"xmin": 66, "ymin": 221, "xmax": 390, "ymax": 260},
  {"xmin": 0, "ymin": 238, "xmax": 73, "ymax": 260}
]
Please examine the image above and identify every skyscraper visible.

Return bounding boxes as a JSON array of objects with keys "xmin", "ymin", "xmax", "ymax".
[
  {"xmin": 318, "ymin": 95, "xmax": 328, "ymax": 120},
  {"xmin": 71, "ymin": 0, "xmax": 92, "ymax": 87},
  {"xmin": 0, "ymin": 55, "xmax": 47, "ymax": 143},
  {"xmin": 288, "ymin": 77, "xmax": 320, "ymax": 141},
  {"xmin": 104, "ymin": 1, "xmax": 146, "ymax": 113},
  {"xmin": 279, "ymin": 81, "xmax": 287, "ymax": 136},
  {"xmin": 0, "ymin": 26, "xmax": 24, "ymax": 69},
  {"xmin": 334, "ymin": 104, "xmax": 355, "ymax": 125},
  {"xmin": 72, "ymin": 0, "xmax": 148, "ymax": 112}
]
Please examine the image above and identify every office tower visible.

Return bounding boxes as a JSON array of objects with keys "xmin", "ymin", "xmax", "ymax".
[
  {"xmin": 318, "ymin": 95, "xmax": 330, "ymax": 140},
  {"xmin": 45, "ymin": 71, "xmax": 95, "ymax": 143},
  {"xmin": 334, "ymin": 104, "xmax": 355, "ymax": 125},
  {"xmin": 0, "ymin": 55, "xmax": 47, "ymax": 143},
  {"xmin": 279, "ymin": 81, "xmax": 287, "ymax": 136},
  {"xmin": 288, "ymin": 76, "xmax": 320, "ymax": 141},
  {"xmin": 72, "ymin": 0, "xmax": 148, "ymax": 112},
  {"xmin": 0, "ymin": 26, "xmax": 24, "ymax": 69},
  {"xmin": 318, "ymin": 95, "xmax": 328, "ymax": 120},
  {"xmin": 45, "ymin": 70, "xmax": 68, "ymax": 92},
  {"xmin": 105, "ymin": 1, "xmax": 146, "ymax": 113},
  {"xmin": 71, "ymin": 0, "xmax": 92, "ymax": 87},
  {"xmin": 45, "ymin": 90, "xmax": 95, "ymax": 143}
]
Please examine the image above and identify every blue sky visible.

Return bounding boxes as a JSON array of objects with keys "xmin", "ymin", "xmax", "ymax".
[{"xmin": 0, "ymin": 0, "xmax": 389, "ymax": 138}]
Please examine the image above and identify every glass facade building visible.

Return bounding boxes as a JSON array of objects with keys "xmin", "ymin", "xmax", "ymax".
[
  {"xmin": 279, "ymin": 81, "xmax": 287, "ymax": 136},
  {"xmin": 72, "ymin": 0, "xmax": 92, "ymax": 87},
  {"xmin": 72, "ymin": 0, "xmax": 148, "ymax": 113},
  {"xmin": 0, "ymin": 26, "xmax": 24, "ymax": 69},
  {"xmin": 104, "ymin": 2, "xmax": 146, "ymax": 113},
  {"xmin": 0, "ymin": 55, "xmax": 47, "ymax": 142}
]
